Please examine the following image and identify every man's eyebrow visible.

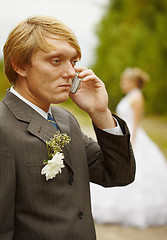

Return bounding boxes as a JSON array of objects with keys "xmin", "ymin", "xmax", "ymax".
[
  {"xmin": 71, "ymin": 54, "xmax": 79, "ymax": 59},
  {"xmin": 47, "ymin": 51, "xmax": 79, "ymax": 59}
]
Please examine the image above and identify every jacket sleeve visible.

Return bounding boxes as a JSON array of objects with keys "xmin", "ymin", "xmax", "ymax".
[
  {"xmin": 0, "ymin": 127, "xmax": 16, "ymax": 240},
  {"xmin": 85, "ymin": 114, "xmax": 136, "ymax": 187}
]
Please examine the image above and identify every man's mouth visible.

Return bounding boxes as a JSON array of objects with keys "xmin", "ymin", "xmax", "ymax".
[{"xmin": 59, "ymin": 84, "xmax": 71, "ymax": 90}]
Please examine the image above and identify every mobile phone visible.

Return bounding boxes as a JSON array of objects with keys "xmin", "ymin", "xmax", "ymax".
[{"xmin": 70, "ymin": 74, "xmax": 81, "ymax": 93}]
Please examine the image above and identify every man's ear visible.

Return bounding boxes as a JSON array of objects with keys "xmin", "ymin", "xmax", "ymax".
[{"xmin": 11, "ymin": 58, "xmax": 27, "ymax": 77}]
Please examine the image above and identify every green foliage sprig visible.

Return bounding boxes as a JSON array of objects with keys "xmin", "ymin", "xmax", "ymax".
[{"xmin": 43, "ymin": 131, "xmax": 71, "ymax": 164}]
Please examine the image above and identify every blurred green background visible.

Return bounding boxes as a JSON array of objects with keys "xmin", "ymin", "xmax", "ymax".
[{"xmin": 91, "ymin": 0, "xmax": 167, "ymax": 115}]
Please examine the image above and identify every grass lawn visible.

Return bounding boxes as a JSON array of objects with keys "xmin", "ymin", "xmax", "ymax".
[{"xmin": 141, "ymin": 116, "xmax": 167, "ymax": 158}]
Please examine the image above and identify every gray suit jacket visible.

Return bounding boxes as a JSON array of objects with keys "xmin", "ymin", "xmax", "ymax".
[{"xmin": 0, "ymin": 90, "xmax": 135, "ymax": 240}]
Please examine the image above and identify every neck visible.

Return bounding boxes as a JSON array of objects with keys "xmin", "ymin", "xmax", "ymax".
[{"xmin": 12, "ymin": 86, "xmax": 50, "ymax": 112}]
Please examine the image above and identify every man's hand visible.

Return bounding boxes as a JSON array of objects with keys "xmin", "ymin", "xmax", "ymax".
[{"xmin": 70, "ymin": 66, "xmax": 116, "ymax": 129}]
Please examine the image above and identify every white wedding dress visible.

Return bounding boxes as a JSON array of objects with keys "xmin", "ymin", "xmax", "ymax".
[{"xmin": 90, "ymin": 89, "xmax": 167, "ymax": 228}]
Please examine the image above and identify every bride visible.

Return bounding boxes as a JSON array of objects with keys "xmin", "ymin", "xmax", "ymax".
[{"xmin": 90, "ymin": 67, "xmax": 167, "ymax": 228}]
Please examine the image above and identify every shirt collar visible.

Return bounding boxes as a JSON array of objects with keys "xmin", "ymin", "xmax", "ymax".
[{"xmin": 10, "ymin": 86, "xmax": 52, "ymax": 120}]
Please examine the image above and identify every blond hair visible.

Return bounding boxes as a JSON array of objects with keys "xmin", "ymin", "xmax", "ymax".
[
  {"xmin": 3, "ymin": 15, "xmax": 81, "ymax": 84},
  {"xmin": 121, "ymin": 67, "xmax": 149, "ymax": 88}
]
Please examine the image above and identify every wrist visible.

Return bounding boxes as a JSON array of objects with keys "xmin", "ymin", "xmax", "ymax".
[{"xmin": 89, "ymin": 109, "xmax": 117, "ymax": 129}]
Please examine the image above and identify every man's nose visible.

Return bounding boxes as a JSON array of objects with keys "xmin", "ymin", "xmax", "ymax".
[{"xmin": 62, "ymin": 63, "xmax": 76, "ymax": 79}]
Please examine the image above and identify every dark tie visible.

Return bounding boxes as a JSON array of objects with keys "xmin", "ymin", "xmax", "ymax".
[{"xmin": 47, "ymin": 113, "xmax": 59, "ymax": 130}]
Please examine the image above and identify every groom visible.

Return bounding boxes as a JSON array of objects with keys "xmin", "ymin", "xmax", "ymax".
[{"xmin": 0, "ymin": 16, "xmax": 135, "ymax": 240}]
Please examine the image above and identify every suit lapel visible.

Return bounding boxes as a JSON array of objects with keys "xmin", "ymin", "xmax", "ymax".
[
  {"xmin": 3, "ymin": 90, "xmax": 73, "ymax": 171},
  {"xmin": 27, "ymin": 111, "xmax": 58, "ymax": 142}
]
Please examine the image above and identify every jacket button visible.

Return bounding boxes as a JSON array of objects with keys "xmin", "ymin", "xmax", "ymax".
[
  {"xmin": 78, "ymin": 211, "xmax": 84, "ymax": 219},
  {"xmin": 69, "ymin": 178, "xmax": 74, "ymax": 185}
]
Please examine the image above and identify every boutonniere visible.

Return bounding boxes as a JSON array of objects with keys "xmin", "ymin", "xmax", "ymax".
[{"xmin": 41, "ymin": 131, "xmax": 71, "ymax": 180}]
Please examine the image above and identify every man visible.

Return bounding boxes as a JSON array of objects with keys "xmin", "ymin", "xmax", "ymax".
[{"xmin": 0, "ymin": 16, "xmax": 135, "ymax": 240}]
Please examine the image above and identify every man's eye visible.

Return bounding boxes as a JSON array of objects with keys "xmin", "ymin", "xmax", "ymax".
[
  {"xmin": 72, "ymin": 60, "xmax": 78, "ymax": 66},
  {"xmin": 52, "ymin": 59, "xmax": 60, "ymax": 64}
]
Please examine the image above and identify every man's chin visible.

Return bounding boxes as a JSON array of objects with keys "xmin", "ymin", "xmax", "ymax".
[{"xmin": 52, "ymin": 94, "xmax": 69, "ymax": 104}]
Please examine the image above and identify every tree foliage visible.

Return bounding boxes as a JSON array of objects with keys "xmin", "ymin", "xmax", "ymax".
[
  {"xmin": 92, "ymin": 0, "xmax": 167, "ymax": 114},
  {"xmin": 0, "ymin": 60, "xmax": 11, "ymax": 99}
]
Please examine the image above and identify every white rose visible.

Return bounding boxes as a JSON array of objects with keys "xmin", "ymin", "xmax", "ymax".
[{"xmin": 41, "ymin": 152, "xmax": 65, "ymax": 180}]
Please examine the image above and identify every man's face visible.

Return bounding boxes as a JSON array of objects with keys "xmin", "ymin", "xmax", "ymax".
[{"xmin": 15, "ymin": 38, "xmax": 78, "ymax": 111}]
